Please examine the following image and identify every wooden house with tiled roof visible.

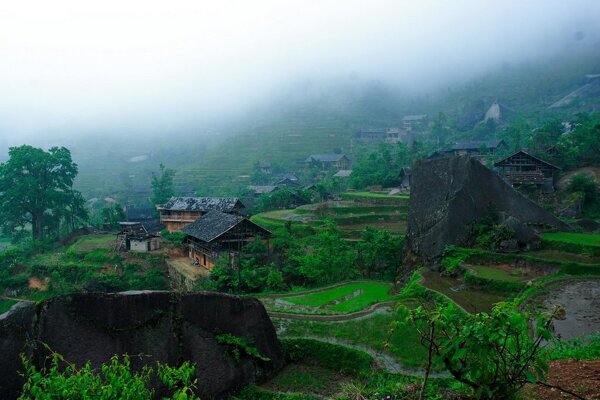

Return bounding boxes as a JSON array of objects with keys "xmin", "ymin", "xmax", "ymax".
[
  {"xmin": 157, "ymin": 196, "xmax": 245, "ymax": 232},
  {"xmin": 181, "ymin": 210, "xmax": 271, "ymax": 270},
  {"xmin": 494, "ymin": 150, "xmax": 560, "ymax": 192}
]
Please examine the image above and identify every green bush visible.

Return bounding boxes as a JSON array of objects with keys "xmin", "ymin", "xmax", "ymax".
[
  {"xmin": 19, "ymin": 352, "xmax": 198, "ymax": 399},
  {"xmin": 280, "ymin": 338, "xmax": 372, "ymax": 377},
  {"xmin": 547, "ymin": 334, "xmax": 600, "ymax": 361},
  {"xmin": 215, "ymin": 333, "xmax": 270, "ymax": 362}
]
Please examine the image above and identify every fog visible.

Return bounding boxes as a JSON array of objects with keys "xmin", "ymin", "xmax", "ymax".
[{"xmin": 1, "ymin": 0, "xmax": 599, "ymax": 144}]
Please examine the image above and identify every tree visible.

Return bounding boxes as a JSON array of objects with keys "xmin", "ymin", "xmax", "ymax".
[
  {"xmin": 357, "ymin": 228, "xmax": 402, "ymax": 279},
  {"xmin": 397, "ymin": 300, "xmax": 560, "ymax": 400},
  {"xmin": 0, "ymin": 145, "xmax": 85, "ymax": 240},
  {"xmin": 151, "ymin": 164, "xmax": 176, "ymax": 206},
  {"xmin": 100, "ymin": 203, "xmax": 127, "ymax": 230}
]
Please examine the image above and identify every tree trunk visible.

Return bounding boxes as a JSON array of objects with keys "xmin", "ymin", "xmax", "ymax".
[{"xmin": 31, "ymin": 211, "xmax": 44, "ymax": 240}]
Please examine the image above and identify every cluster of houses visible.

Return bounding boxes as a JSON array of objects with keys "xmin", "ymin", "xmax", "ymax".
[
  {"xmin": 117, "ymin": 196, "xmax": 271, "ymax": 271},
  {"xmin": 358, "ymin": 115, "xmax": 430, "ymax": 145},
  {"xmin": 247, "ymin": 153, "xmax": 353, "ymax": 200}
]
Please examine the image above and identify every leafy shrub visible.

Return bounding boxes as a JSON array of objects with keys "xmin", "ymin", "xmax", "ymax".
[
  {"xmin": 215, "ymin": 333, "xmax": 270, "ymax": 362},
  {"xmin": 19, "ymin": 351, "xmax": 198, "ymax": 399},
  {"xmin": 547, "ymin": 334, "xmax": 600, "ymax": 361}
]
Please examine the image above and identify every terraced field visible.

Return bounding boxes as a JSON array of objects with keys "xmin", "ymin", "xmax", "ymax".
[
  {"xmin": 260, "ymin": 282, "xmax": 394, "ymax": 315},
  {"xmin": 250, "ymin": 194, "xmax": 408, "ymax": 238}
]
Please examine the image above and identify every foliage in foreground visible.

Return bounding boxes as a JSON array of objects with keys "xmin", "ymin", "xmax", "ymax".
[
  {"xmin": 19, "ymin": 352, "xmax": 198, "ymax": 400},
  {"xmin": 397, "ymin": 299, "xmax": 559, "ymax": 400}
]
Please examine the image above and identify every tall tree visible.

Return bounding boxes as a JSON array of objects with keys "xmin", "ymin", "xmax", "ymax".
[
  {"xmin": 0, "ymin": 145, "xmax": 85, "ymax": 240},
  {"xmin": 151, "ymin": 164, "xmax": 176, "ymax": 206}
]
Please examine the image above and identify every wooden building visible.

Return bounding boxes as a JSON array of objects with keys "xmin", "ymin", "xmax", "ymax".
[
  {"xmin": 494, "ymin": 150, "xmax": 560, "ymax": 192},
  {"xmin": 116, "ymin": 222, "xmax": 161, "ymax": 252},
  {"xmin": 402, "ymin": 114, "xmax": 428, "ymax": 131},
  {"xmin": 399, "ymin": 167, "xmax": 412, "ymax": 190},
  {"xmin": 182, "ymin": 210, "xmax": 272, "ymax": 270},
  {"xmin": 157, "ymin": 197, "xmax": 245, "ymax": 233},
  {"xmin": 447, "ymin": 140, "xmax": 508, "ymax": 157},
  {"xmin": 274, "ymin": 173, "xmax": 300, "ymax": 187},
  {"xmin": 304, "ymin": 154, "xmax": 351, "ymax": 170},
  {"xmin": 258, "ymin": 161, "xmax": 272, "ymax": 175}
]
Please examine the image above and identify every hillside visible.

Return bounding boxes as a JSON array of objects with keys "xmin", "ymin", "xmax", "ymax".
[{"xmin": 63, "ymin": 48, "xmax": 600, "ymax": 201}]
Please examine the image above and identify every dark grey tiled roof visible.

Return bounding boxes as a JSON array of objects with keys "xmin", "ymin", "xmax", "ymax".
[
  {"xmin": 182, "ymin": 210, "xmax": 270, "ymax": 243},
  {"xmin": 305, "ymin": 154, "xmax": 347, "ymax": 162},
  {"xmin": 450, "ymin": 139, "xmax": 507, "ymax": 151},
  {"xmin": 248, "ymin": 185, "xmax": 279, "ymax": 194},
  {"xmin": 159, "ymin": 197, "xmax": 244, "ymax": 212}
]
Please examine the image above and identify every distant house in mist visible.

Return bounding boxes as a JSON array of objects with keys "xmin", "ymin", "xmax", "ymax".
[
  {"xmin": 402, "ymin": 114, "xmax": 428, "ymax": 132},
  {"xmin": 304, "ymin": 154, "xmax": 351, "ymax": 170}
]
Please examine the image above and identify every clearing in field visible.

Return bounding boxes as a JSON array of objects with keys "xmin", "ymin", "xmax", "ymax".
[
  {"xmin": 261, "ymin": 282, "xmax": 393, "ymax": 315},
  {"xmin": 542, "ymin": 232, "xmax": 600, "ymax": 247},
  {"xmin": 69, "ymin": 234, "xmax": 116, "ymax": 252}
]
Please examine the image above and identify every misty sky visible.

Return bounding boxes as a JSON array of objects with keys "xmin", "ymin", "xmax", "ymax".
[{"xmin": 1, "ymin": 0, "xmax": 599, "ymax": 141}]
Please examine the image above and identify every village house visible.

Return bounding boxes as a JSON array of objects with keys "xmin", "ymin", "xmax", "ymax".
[
  {"xmin": 258, "ymin": 161, "xmax": 272, "ymax": 175},
  {"xmin": 157, "ymin": 196, "xmax": 245, "ymax": 232},
  {"xmin": 304, "ymin": 154, "xmax": 351, "ymax": 170},
  {"xmin": 116, "ymin": 222, "xmax": 161, "ymax": 252},
  {"xmin": 182, "ymin": 210, "xmax": 272, "ymax": 270},
  {"xmin": 384, "ymin": 127, "xmax": 410, "ymax": 144},
  {"xmin": 247, "ymin": 185, "xmax": 280, "ymax": 197},
  {"xmin": 333, "ymin": 169, "xmax": 352, "ymax": 179},
  {"xmin": 399, "ymin": 167, "xmax": 412, "ymax": 190},
  {"xmin": 494, "ymin": 150, "xmax": 560, "ymax": 192},
  {"xmin": 402, "ymin": 114, "xmax": 429, "ymax": 131},
  {"xmin": 447, "ymin": 139, "xmax": 508, "ymax": 157},
  {"xmin": 359, "ymin": 128, "xmax": 387, "ymax": 141},
  {"xmin": 273, "ymin": 173, "xmax": 300, "ymax": 187},
  {"xmin": 429, "ymin": 140, "xmax": 508, "ymax": 161}
]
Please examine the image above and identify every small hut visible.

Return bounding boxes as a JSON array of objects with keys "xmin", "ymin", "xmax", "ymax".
[{"xmin": 116, "ymin": 222, "xmax": 161, "ymax": 252}]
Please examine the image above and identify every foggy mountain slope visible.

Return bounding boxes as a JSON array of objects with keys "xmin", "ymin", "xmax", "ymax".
[
  {"xmin": 171, "ymin": 49, "xmax": 600, "ymax": 196},
  {"xmin": 62, "ymin": 47, "xmax": 600, "ymax": 200}
]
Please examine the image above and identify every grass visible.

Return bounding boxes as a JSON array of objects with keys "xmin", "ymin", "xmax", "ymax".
[
  {"xmin": 69, "ymin": 235, "xmax": 116, "ymax": 252},
  {"xmin": 468, "ymin": 265, "xmax": 528, "ymax": 283},
  {"xmin": 524, "ymin": 248, "xmax": 600, "ymax": 265},
  {"xmin": 0, "ymin": 299, "xmax": 18, "ymax": 314},
  {"xmin": 263, "ymin": 364, "xmax": 348, "ymax": 396},
  {"xmin": 542, "ymin": 232, "xmax": 600, "ymax": 247},
  {"xmin": 275, "ymin": 308, "xmax": 436, "ymax": 369},
  {"xmin": 278, "ymin": 282, "xmax": 392, "ymax": 314}
]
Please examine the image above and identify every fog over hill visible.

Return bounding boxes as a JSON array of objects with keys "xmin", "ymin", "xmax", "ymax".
[{"xmin": 1, "ymin": 0, "xmax": 600, "ymax": 145}]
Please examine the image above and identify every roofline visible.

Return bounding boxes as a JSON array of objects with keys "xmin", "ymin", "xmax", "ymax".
[{"xmin": 493, "ymin": 150, "xmax": 561, "ymax": 170}]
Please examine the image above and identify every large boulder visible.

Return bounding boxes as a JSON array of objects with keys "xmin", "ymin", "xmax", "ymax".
[
  {"xmin": 0, "ymin": 291, "xmax": 283, "ymax": 399},
  {"xmin": 404, "ymin": 156, "xmax": 570, "ymax": 268}
]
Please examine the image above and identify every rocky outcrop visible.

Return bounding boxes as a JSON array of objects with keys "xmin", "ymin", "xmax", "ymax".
[
  {"xmin": 0, "ymin": 291, "xmax": 283, "ymax": 399},
  {"xmin": 404, "ymin": 156, "xmax": 570, "ymax": 267}
]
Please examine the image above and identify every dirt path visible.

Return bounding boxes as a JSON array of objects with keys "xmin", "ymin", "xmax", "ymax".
[
  {"xmin": 282, "ymin": 335, "xmax": 450, "ymax": 378},
  {"xmin": 267, "ymin": 301, "xmax": 395, "ymax": 321},
  {"xmin": 0, "ymin": 296, "xmax": 34, "ymax": 303}
]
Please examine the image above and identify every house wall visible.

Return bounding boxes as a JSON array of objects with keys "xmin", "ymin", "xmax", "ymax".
[
  {"xmin": 130, "ymin": 239, "xmax": 149, "ymax": 252},
  {"xmin": 190, "ymin": 247, "xmax": 216, "ymax": 270},
  {"xmin": 160, "ymin": 210, "xmax": 204, "ymax": 232}
]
